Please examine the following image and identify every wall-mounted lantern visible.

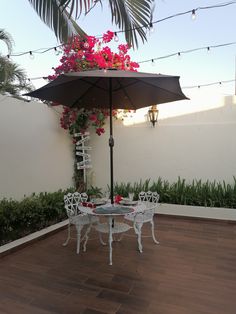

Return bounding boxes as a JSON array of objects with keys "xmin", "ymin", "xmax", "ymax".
[{"xmin": 148, "ymin": 105, "xmax": 159, "ymax": 127}]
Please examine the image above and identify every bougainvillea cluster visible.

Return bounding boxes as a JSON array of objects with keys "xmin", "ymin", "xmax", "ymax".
[{"xmin": 48, "ymin": 31, "xmax": 139, "ymax": 136}]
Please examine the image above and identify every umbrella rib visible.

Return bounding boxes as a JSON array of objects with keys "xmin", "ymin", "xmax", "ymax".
[
  {"xmin": 71, "ymin": 77, "xmax": 108, "ymax": 108},
  {"xmin": 114, "ymin": 79, "xmax": 184, "ymax": 98},
  {"xmin": 116, "ymin": 78, "xmax": 134, "ymax": 107}
]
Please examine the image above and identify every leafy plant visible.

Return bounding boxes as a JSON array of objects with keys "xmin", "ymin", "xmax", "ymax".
[
  {"xmin": 113, "ymin": 177, "xmax": 236, "ymax": 208},
  {"xmin": 86, "ymin": 186, "xmax": 103, "ymax": 199}
]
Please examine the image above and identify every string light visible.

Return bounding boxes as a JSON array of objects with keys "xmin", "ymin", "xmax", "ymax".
[
  {"xmin": 4, "ymin": 1, "xmax": 236, "ymax": 59},
  {"xmin": 114, "ymin": 32, "xmax": 119, "ymax": 42},
  {"xmin": 191, "ymin": 9, "xmax": 196, "ymax": 20},
  {"xmin": 27, "ymin": 74, "xmax": 235, "ymax": 91},
  {"xmin": 138, "ymin": 41, "xmax": 236, "ymax": 64},
  {"xmin": 105, "ymin": 1, "xmax": 236, "ymax": 38},
  {"xmin": 149, "ymin": 22, "xmax": 154, "ymax": 34},
  {"xmin": 183, "ymin": 79, "xmax": 235, "ymax": 89},
  {"xmin": 54, "ymin": 47, "xmax": 60, "ymax": 56},
  {"xmin": 83, "ymin": 41, "xmax": 90, "ymax": 49},
  {"xmin": 29, "ymin": 51, "xmax": 34, "ymax": 59}
]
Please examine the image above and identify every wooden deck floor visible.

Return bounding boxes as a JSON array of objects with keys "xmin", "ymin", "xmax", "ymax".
[{"xmin": 0, "ymin": 215, "xmax": 236, "ymax": 314}]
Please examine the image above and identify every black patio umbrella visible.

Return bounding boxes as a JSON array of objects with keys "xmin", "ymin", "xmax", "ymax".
[{"xmin": 25, "ymin": 69, "xmax": 188, "ymax": 204}]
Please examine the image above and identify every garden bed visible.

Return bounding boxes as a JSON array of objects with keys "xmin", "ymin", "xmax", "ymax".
[{"xmin": 0, "ymin": 219, "xmax": 68, "ymax": 257}]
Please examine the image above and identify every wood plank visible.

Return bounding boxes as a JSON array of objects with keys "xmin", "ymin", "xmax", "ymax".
[{"xmin": 0, "ymin": 216, "xmax": 236, "ymax": 313}]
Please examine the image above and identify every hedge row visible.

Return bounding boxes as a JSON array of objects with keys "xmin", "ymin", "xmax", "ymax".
[
  {"xmin": 1, "ymin": 177, "xmax": 236, "ymax": 246},
  {"xmin": 0, "ymin": 190, "xmax": 71, "ymax": 246},
  {"xmin": 114, "ymin": 177, "xmax": 236, "ymax": 208}
]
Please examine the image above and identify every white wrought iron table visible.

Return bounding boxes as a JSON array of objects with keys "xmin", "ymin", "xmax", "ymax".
[{"xmin": 79, "ymin": 202, "xmax": 145, "ymax": 265}]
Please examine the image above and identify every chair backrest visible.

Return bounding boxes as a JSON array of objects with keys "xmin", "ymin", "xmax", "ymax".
[
  {"xmin": 138, "ymin": 191, "xmax": 160, "ymax": 204},
  {"xmin": 136, "ymin": 191, "xmax": 160, "ymax": 223},
  {"xmin": 64, "ymin": 192, "xmax": 88, "ymax": 217}
]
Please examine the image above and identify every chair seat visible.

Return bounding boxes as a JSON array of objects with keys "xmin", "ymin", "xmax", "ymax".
[
  {"xmin": 71, "ymin": 214, "xmax": 99, "ymax": 225},
  {"xmin": 124, "ymin": 213, "xmax": 154, "ymax": 224}
]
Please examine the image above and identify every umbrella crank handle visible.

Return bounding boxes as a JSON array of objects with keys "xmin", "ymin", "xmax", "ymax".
[{"xmin": 109, "ymin": 136, "xmax": 114, "ymax": 147}]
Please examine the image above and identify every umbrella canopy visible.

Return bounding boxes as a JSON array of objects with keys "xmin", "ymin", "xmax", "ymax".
[
  {"xmin": 26, "ymin": 69, "xmax": 188, "ymax": 110},
  {"xmin": 25, "ymin": 69, "xmax": 188, "ymax": 203}
]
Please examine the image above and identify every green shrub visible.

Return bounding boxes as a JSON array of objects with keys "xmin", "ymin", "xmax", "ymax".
[
  {"xmin": 1, "ymin": 177, "xmax": 236, "ymax": 246},
  {"xmin": 0, "ymin": 188, "xmax": 73, "ymax": 246},
  {"xmin": 114, "ymin": 177, "xmax": 236, "ymax": 208}
]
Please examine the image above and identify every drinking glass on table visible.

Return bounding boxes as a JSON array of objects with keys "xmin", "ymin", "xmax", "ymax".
[
  {"xmin": 103, "ymin": 190, "xmax": 110, "ymax": 202},
  {"xmin": 128, "ymin": 192, "xmax": 134, "ymax": 201}
]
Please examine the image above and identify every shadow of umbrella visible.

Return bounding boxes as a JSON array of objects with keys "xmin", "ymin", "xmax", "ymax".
[{"xmin": 25, "ymin": 69, "xmax": 188, "ymax": 203}]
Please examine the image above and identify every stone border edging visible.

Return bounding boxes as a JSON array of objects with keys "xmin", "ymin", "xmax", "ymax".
[
  {"xmin": 156, "ymin": 204, "xmax": 236, "ymax": 221},
  {"xmin": 0, "ymin": 219, "xmax": 68, "ymax": 258}
]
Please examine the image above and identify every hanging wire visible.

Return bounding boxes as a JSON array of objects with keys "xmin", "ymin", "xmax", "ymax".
[
  {"xmin": 182, "ymin": 79, "xmax": 235, "ymax": 89},
  {"xmin": 5, "ymin": 1, "xmax": 236, "ymax": 58},
  {"xmin": 137, "ymin": 41, "xmax": 236, "ymax": 64}
]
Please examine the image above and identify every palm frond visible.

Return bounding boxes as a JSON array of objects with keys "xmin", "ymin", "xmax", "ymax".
[
  {"xmin": 28, "ymin": 0, "xmax": 87, "ymax": 43},
  {"xmin": 108, "ymin": 0, "xmax": 153, "ymax": 48},
  {"xmin": 58, "ymin": 0, "xmax": 153, "ymax": 48},
  {"xmin": 59, "ymin": 0, "xmax": 93, "ymax": 17},
  {"xmin": 0, "ymin": 55, "xmax": 33, "ymax": 97},
  {"xmin": 0, "ymin": 29, "xmax": 14, "ymax": 53}
]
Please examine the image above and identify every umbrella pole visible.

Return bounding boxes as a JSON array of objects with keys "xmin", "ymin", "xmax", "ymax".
[{"xmin": 109, "ymin": 78, "xmax": 114, "ymax": 205}]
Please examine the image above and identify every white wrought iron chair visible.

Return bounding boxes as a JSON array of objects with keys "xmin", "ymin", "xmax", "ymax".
[
  {"xmin": 124, "ymin": 191, "xmax": 160, "ymax": 253},
  {"xmin": 63, "ymin": 192, "xmax": 99, "ymax": 254}
]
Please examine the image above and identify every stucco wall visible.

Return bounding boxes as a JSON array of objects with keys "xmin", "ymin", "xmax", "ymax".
[
  {"xmin": 0, "ymin": 95, "xmax": 74, "ymax": 200},
  {"xmin": 1, "ymin": 93, "xmax": 235, "ymax": 199},
  {"xmin": 88, "ymin": 94, "xmax": 236, "ymax": 189}
]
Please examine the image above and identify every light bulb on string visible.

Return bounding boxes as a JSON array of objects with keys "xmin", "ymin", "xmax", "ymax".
[
  {"xmin": 114, "ymin": 32, "xmax": 119, "ymax": 42},
  {"xmin": 125, "ymin": 63, "xmax": 130, "ymax": 70},
  {"xmin": 83, "ymin": 41, "xmax": 90, "ymax": 49},
  {"xmin": 191, "ymin": 9, "xmax": 196, "ymax": 20},
  {"xmin": 149, "ymin": 22, "xmax": 154, "ymax": 34},
  {"xmin": 54, "ymin": 47, "xmax": 60, "ymax": 56},
  {"xmin": 29, "ymin": 51, "xmax": 34, "ymax": 59}
]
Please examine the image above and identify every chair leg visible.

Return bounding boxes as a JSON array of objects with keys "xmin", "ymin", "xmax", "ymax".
[
  {"xmin": 150, "ymin": 220, "xmax": 159, "ymax": 244},
  {"xmin": 134, "ymin": 222, "xmax": 143, "ymax": 253},
  {"xmin": 76, "ymin": 225, "xmax": 83, "ymax": 254},
  {"xmin": 62, "ymin": 223, "xmax": 71, "ymax": 246},
  {"xmin": 98, "ymin": 232, "xmax": 107, "ymax": 246},
  {"xmin": 83, "ymin": 223, "xmax": 92, "ymax": 252}
]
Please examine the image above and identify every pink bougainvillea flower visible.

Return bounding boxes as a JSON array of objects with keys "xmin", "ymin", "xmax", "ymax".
[{"xmin": 47, "ymin": 31, "xmax": 139, "ymax": 138}]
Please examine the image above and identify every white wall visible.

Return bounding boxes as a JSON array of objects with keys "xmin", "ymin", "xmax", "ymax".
[
  {"xmin": 88, "ymin": 93, "xmax": 236, "ymax": 189},
  {"xmin": 1, "ymin": 92, "xmax": 235, "ymax": 200},
  {"xmin": 0, "ymin": 95, "xmax": 74, "ymax": 200}
]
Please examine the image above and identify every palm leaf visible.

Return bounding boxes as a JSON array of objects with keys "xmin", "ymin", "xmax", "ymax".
[
  {"xmin": 108, "ymin": 0, "xmax": 152, "ymax": 48},
  {"xmin": 28, "ymin": 0, "xmax": 87, "ymax": 43},
  {"xmin": 58, "ymin": 0, "xmax": 153, "ymax": 48},
  {"xmin": 0, "ymin": 29, "xmax": 14, "ymax": 53}
]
